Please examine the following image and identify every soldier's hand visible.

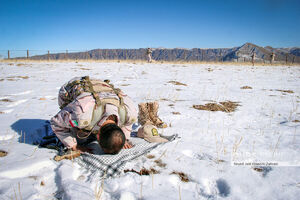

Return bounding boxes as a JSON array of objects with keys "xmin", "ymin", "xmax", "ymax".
[
  {"xmin": 123, "ymin": 140, "xmax": 133, "ymax": 149},
  {"xmin": 76, "ymin": 145, "xmax": 93, "ymax": 153}
]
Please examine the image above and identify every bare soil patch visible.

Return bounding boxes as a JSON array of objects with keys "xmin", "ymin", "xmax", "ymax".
[
  {"xmin": 124, "ymin": 168, "xmax": 159, "ymax": 175},
  {"xmin": 193, "ymin": 101, "xmax": 240, "ymax": 113},
  {"xmin": 241, "ymin": 86, "xmax": 252, "ymax": 89},
  {"xmin": 0, "ymin": 150, "xmax": 8, "ymax": 157},
  {"xmin": 168, "ymin": 81, "xmax": 187, "ymax": 86},
  {"xmin": 170, "ymin": 171, "xmax": 190, "ymax": 182}
]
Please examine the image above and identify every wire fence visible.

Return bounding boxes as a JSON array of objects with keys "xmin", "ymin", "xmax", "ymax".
[
  {"xmin": 0, "ymin": 49, "xmax": 298, "ymax": 65},
  {"xmin": 0, "ymin": 49, "xmax": 86, "ymax": 59}
]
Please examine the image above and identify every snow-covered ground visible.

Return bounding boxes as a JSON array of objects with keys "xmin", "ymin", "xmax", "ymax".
[{"xmin": 0, "ymin": 62, "xmax": 299, "ymax": 200}]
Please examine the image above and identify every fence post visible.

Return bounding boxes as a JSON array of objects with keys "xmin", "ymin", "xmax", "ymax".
[
  {"xmin": 8, "ymin": 50, "xmax": 10, "ymax": 60},
  {"xmin": 292, "ymin": 56, "xmax": 295, "ymax": 64},
  {"xmin": 27, "ymin": 50, "xmax": 29, "ymax": 59},
  {"xmin": 65, "ymin": 50, "xmax": 68, "ymax": 60},
  {"xmin": 48, "ymin": 51, "xmax": 50, "ymax": 61},
  {"xmin": 285, "ymin": 54, "xmax": 288, "ymax": 65}
]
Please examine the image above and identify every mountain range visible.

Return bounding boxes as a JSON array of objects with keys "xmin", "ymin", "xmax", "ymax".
[{"xmin": 27, "ymin": 43, "xmax": 300, "ymax": 63}]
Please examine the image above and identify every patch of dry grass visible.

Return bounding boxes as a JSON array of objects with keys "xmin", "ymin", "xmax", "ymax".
[
  {"xmin": 292, "ymin": 120, "xmax": 300, "ymax": 123},
  {"xmin": 172, "ymin": 112, "xmax": 181, "ymax": 115},
  {"xmin": 120, "ymin": 84, "xmax": 130, "ymax": 86},
  {"xmin": 5, "ymin": 76, "xmax": 29, "ymax": 81},
  {"xmin": 168, "ymin": 81, "xmax": 187, "ymax": 86},
  {"xmin": 0, "ymin": 150, "xmax": 8, "ymax": 157},
  {"xmin": 0, "ymin": 99, "xmax": 13, "ymax": 102},
  {"xmin": 193, "ymin": 101, "xmax": 240, "ymax": 113},
  {"xmin": 1, "ymin": 59, "xmax": 299, "ymax": 66},
  {"xmin": 276, "ymin": 89, "xmax": 294, "ymax": 94},
  {"xmin": 79, "ymin": 68, "xmax": 91, "ymax": 70},
  {"xmin": 124, "ymin": 168, "xmax": 159, "ymax": 175},
  {"xmin": 170, "ymin": 171, "xmax": 190, "ymax": 182},
  {"xmin": 241, "ymin": 86, "xmax": 252, "ymax": 89},
  {"xmin": 146, "ymin": 154, "xmax": 155, "ymax": 159},
  {"xmin": 154, "ymin": 159, "xmax": 167, "ymax": 168}
]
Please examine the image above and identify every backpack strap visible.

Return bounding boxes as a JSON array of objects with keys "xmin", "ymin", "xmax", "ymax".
[{"xmin": 81, "ymin": 76, "xmax": 102, "ymax": 107}]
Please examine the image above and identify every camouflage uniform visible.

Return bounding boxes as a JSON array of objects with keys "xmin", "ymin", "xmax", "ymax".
[
  {"xmin": 50, "ymin": 77, "xmax": 138, "ymax": 149},
  {"xmin": 146, "ymin": 48, "xmax": 152, "ymax": 63}
]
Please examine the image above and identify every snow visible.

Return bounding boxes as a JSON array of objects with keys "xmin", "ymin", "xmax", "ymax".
[{"xmin": 0, "ymin": 61, "xmax": 300, "ymax": 199}]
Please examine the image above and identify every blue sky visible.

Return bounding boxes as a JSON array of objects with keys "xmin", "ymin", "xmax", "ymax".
[{"xmin": 0, "ymin": 0, "xmax": 300, "ymax": 54}]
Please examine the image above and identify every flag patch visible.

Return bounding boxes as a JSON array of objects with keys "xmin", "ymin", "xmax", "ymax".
[{"xmin": 69, "ymin": 120, "xmax": 78, "ymax": 127}]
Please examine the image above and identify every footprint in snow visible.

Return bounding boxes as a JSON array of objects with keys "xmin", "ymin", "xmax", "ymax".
[{"xmin": 196, "ymin": 178, "xmax": 231, "ymax": 199}]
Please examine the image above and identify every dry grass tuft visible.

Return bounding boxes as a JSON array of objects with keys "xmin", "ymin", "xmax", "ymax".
[
  {"xmin": 170, "ymin": 171, "xmax": 190, "ymax": 182},
  {"xmin": 241, "ymin": 86, "xmax": 252, "ymax": 89},
  {"xmin": 80, "ymin": 68, "xmax": 91, "ymax": 70},
  {"xmin": 0, "ymin": 99, "xmax": 13, "ymax": 102},
  {"xmin": 154, "ymin": 159, "xmax": 167, "ymax": 168},
  {"xmin": 168, "ymin": 81, "xmax": 187, "ymax": 86},
  {"xmin": 292, "ymin": 120, "xmax": 300, "ymax": 123},
  {"xmin": 0, "ymin": 79, "xmax": 4, "ymax": 81},
  {"xmin": 0, "ymin": 111, "xmax": 4, "ymax": 114},
  {"xmin": 276, "ymin": 89, "xmax": 294, "ymax": 94},
  {"xmin": 39, "ymin": 98, "xmax": 46, "ymax": 100},
  {"xmin": 16, "ymin": 63, "xmax": 24, "ymax": 66},
  {"xmin": 6, "ymin": 76, "xmax": 29, "ymax": 81},
  {"xmin": 193, "ymin": 101, "xmax": 240, "ymax": 113},
  {"xmin": 124, "ymin": 168, "xmax": 159, "ymax": 175},
  {"xmin": 168, "ymin": 104, "xmax": 175, "ymax": 107},
  {"xmin": 40, "ymin": 181, "xmax": 45, "ymax": 186},
  {"xmin": 146, "ymin": 154, "xmax": 155, "ymax": 159},
  {"xmin": 172, "ymin": 112, "xmax": 181, "ymax": 115},
  {"xmin": 0, "ymin": 150, "xmax": 8, "ymax": 157},
  {"xmin": 253, "ymin": 167, "xmax": 263, "ymax": 172},
  {"xmin": 120, "ymin": 84, "xmax": 130, "ymax": 86}
]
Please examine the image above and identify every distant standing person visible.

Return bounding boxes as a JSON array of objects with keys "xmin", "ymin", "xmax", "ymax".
[
  {"xmin": 270, "ymin": 52, "xmax": 275, "ymax": 64},
  {"xmin": 146, "ymin": 48, "xmax": 153, "ymax": 63},
  {"xmin": 251, "ymin": 52, "xmax": 256, "ymax": 66}
]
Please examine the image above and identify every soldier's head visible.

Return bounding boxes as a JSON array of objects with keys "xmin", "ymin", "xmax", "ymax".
[{"xmin": 98, "ymin": 123, "xmax": 125, "ymax": 154}]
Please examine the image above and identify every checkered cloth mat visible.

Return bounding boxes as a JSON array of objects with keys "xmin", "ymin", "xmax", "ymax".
[{"xmin": 76, "ymin": 135, "xmax": 177, "ymax": 178}]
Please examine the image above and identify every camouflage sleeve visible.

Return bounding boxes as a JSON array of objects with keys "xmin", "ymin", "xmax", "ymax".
[
  {"xmin": 121, "ymin": 94, "xmax": 138, "ymax": 139},
  {"xmin": 50, "ymin": 109, "xmax": 77, "ymax": 149},
  {"xmin": 121, "ymin": 125, "xmax": 132, "ymax": 139}
]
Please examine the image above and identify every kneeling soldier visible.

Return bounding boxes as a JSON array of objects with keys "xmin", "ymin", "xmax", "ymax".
[{"xmin": 50, "ymin": 76, "xmax": 137, "ymax": 154}]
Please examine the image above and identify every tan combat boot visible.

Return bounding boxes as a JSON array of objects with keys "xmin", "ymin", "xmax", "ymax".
[
  {"xmin": 138, "ymin": 102, "xmax": 152, "ymax": 126},
  {"xmin": 148, "ymin": 101, "xmax": 167, "ymax": 128}
]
